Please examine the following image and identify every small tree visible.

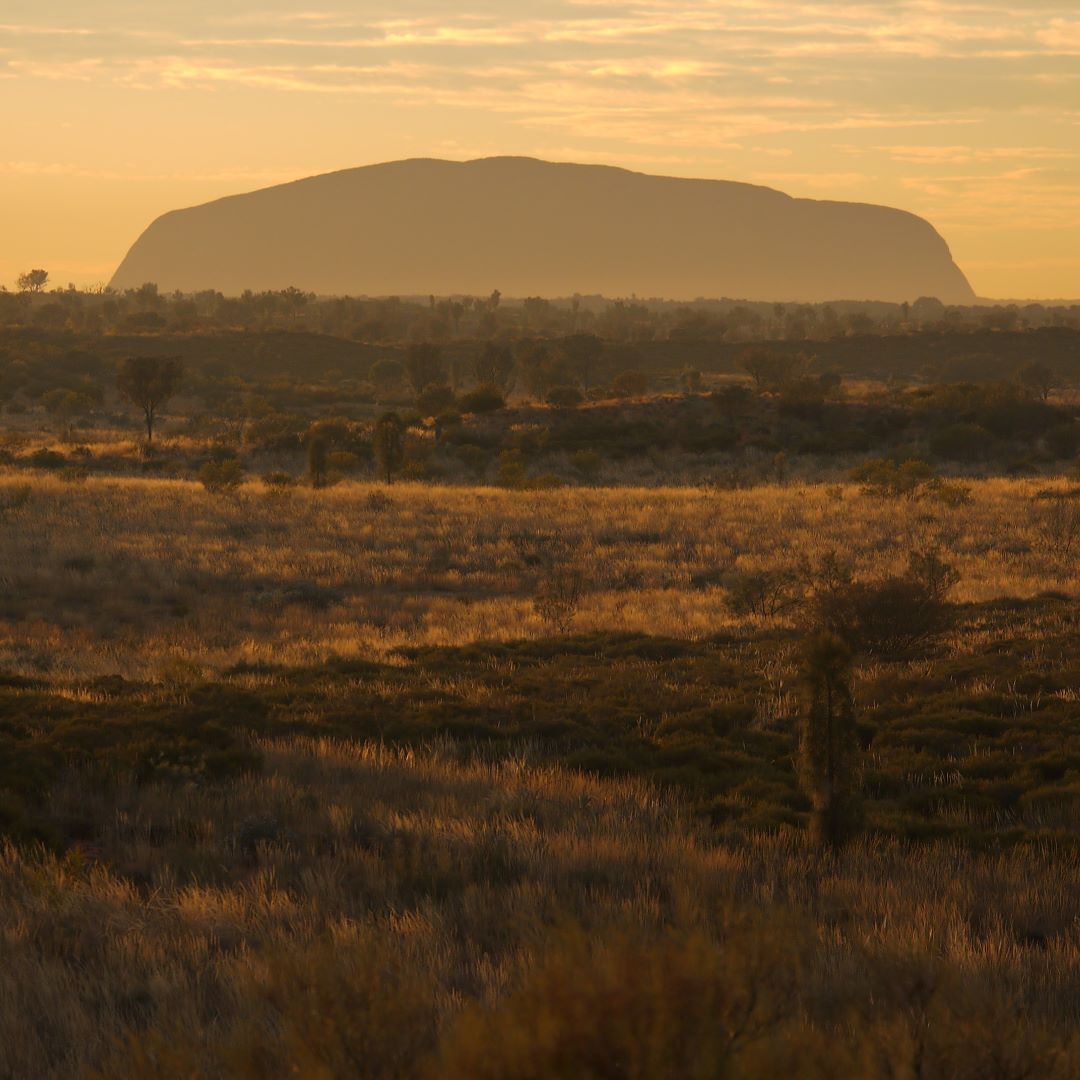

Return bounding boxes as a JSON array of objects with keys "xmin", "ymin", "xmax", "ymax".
[
  {"xmin": 116, "ymin": 355, "xmax": 183, "ymax": 444},
  {"xmin": 473, "ymin": 343, "xmax": 515, "ymax": 391},
  {"xmin": 373, "ymin": 411, "xmax": 405, "ymax": 484},
  {"xmin": 16, "ymin": 269, "xmax": 49, "ymax": 294},
  {"xmin": 611, "ymin": 370, "xmax": 649, "ymax": 398},
  {"xmin": 1017, "ymin": 360, "xmax": 1056, "ymax": 402},
  {"xmin": 739, "ymin": 348, "xmax": 802, "ymax": 392},
  {"xmin": 404, "ymin": 344, "xmax": 444, "ymax": 396},
  {"xmin": 798, "ymin": 633, "xmax": 861, "ymax": 850},
  {"xmin": 559, "ymin": 333, "xmax": 604, "ymax": 389},
  {"xmin": 369, "ymin": 358, "xmax": 404, "ymax": 393},
  {"xmin": 726, "ymin": 569, "xmax": 803, "ymax": 619}
]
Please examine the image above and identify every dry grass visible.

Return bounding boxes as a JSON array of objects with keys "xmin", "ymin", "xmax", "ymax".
[
  {"xmin": 2, "ymin": 736, "xmax": 1079, "ymax": 1077},
  {"xmin": 0, "ymin": 471, "xmax": 1072, "ymax": 683}
]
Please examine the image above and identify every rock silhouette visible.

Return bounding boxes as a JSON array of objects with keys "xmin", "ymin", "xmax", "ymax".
[{"xmin": 111, "ymin": 156, "xmax": 975, "ymax": 303}]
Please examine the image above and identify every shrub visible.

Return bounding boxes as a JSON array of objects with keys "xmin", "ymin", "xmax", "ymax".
[
  {"xmin": 199, "ymin": 459, "xmax": 245, "ymax": 494},
  {"xmin": 369, "ymin": 357, "xmax": 405, "ymax": 389},
  {"xmin": 726, "ymin": 570, "xmax": 803, "ymax": 619},
  {"xmin": 1044, "ymin": 422, "xmax": 1080, "ymax": 459},
  {"xmin": 546, "ymin": 385, "xmax": 583, "ymax": 408},
  {"xmin": 851, "ymin": 457, "xmax": 938, "ymax": 501},
  {"xmin": 454, "ymin": 443, "xmax": 491, "ymax": 478},
  {"xmin": 572, "ymin": 449, "xmax": 603, "ymax": 480},
  {"xmin": 326, "ymin": 451, "xmax": 361, "ymax": 473},
  {"xmin": 611, "ymin": 370, "xmax": 649, "ymax": 397},
  {"xmin": 436, "ymin": 927, "xmax": 803, "ymax": 1080},
  {"xmin": 530, "ymin": 537, "xmax": 587, "ymax": 633},
  {"xmin": 29, "ymin": 448, "xmax": 67, "ymax": 470},
  {"xmin": 1034, "ymin": 490, "xmax": 1080, "ymax": 560},
  {"xmin": 739, "ymin": 348, "xmax": 803, "ymax": 391},
  {"xmin": 458, "ymin": 385, "xmax": 505, "ymax": 414},
  {"xmin": 497, "ymin": 449, "xmax": 529, "ymax": 489},
  {"xmin": 812, "ymin": 550, "xmax": 958, "ymax": 658},
  {"xmin": 416, "ymin": 383, "xmax": 456, "ymax": 416},
  {"xmin": 929, "ymin": 422, "xmax": 995, "ymax": 462},
  {"xmin": 261, "ymin": 471, "xmax": 298, "ymax": 491}
]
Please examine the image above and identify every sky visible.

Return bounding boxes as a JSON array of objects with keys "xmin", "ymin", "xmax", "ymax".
[{"xmin": 1, "ymin": 1, "xmax": 1079, "ymax": 300}]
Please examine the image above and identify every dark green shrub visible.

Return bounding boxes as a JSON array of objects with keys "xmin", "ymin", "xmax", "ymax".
[
  {"xmin": 416, "ymin": 383, "xmax": 456, "ymax": 416},
  {"xmin": 547, "ymin": 385, "xmax": 583, "ymax": 408},
  {"xmin": 458, "ymin": 385, "xmax": 505, "ymax": 414},
  {"xmin": 812, "ymin": 551, "xmax": 958, "ymax": 658},
  {"xmin": 30, "ymin": 448, "xmax": 67, "ymax": 470}
]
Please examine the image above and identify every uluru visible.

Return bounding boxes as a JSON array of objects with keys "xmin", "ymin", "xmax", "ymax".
[{"xmin": 110, "ymin": 156, "xmax": 976, "ymax": 304}]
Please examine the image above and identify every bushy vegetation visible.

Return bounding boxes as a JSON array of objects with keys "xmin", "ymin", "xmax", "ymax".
[{"xmin": 3, "ymin": 291, "xmax": 1080, "ymax": 1074}]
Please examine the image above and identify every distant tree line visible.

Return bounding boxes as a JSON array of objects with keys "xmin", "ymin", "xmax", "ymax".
[{"xmin": 3, "ymin": 274, "xmax": 1079, "ymax": 344}]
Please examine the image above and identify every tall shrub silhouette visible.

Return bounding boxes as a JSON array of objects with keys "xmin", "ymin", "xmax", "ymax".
[
  {"xmin": 798, "ymin": 633, "xmax": 861, "ymax": 850},
  {"xmin": 374, "ymin": 412, "xmax": 405, "ymax": 485},
  {"xmin": 307, "ymin": 435, "xmax": 328, "ymax": 488}
]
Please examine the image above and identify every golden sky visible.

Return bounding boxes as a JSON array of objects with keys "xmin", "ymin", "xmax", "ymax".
[{"xmin": 2, "ymin": 1, "xmax": 1079, "ymax": 300}]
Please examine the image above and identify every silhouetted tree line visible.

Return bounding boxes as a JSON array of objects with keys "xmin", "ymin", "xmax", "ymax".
[{"xmin": 3, "ymin": 276, "xmax": 1079, "ymax": 344}]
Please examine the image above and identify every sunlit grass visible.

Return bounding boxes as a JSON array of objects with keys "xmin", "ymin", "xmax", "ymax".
[{"xmin": 0, "ymin": 471, "xmax": 1072, "ymax": 682}]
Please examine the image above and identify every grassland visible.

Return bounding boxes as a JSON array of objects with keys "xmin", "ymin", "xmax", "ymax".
[
  {"xmin": 5, "ymin": 739, "xmax": 1080, "ymax": 1078},
  {"xmin": 2, "ymin": 471, "xmax": 1075, "ymax": 679},
  {"xmin": 5, "ymin": 465, "xmax": 1080, "ymax": 1075}
]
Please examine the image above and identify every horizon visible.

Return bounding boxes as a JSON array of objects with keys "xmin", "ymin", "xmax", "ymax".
[{"xmin": 3, "ymin": 2, "xmax": 1079, "ymax": 300}]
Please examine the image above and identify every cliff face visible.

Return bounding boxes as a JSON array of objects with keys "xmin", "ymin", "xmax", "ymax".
[{"xmin": 111, "ymin": 157, "xmax": 975, "ymax": 303}]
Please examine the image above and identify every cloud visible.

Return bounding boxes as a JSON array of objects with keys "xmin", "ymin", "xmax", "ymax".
[{"xmin": 3, "ymin": 1, "xmax": 1080, "ymax": 296}]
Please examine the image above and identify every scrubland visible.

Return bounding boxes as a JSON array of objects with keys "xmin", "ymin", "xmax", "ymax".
[{"xmin": 2, "ymin": 469, "xmax": 1080, "ymax": 1074}]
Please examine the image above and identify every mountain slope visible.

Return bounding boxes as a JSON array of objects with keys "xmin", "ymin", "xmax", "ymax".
[{"xmin": 110, "ymin": 157, "xmax": 975, "ymax": 303}]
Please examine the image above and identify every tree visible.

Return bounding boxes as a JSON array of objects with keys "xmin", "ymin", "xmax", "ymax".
[
  {"xmin": 1017, "ymin": 360, "xmax": 1056, "ymax": 402},
  {"xmin": 404, "ymin": 344, "xmax": 444, "ymax": 396},
  {"xmin": 373, "ymin": 411, "xmax": 405, "ymax": 484},
  {"xmin": 16, "ymin": 269, "xmax": 49, "ymax": 294},
  {"xmin": 472, "ymin": 343, "xmax": 515, "ymax": 391},
  {"xmin": 739, "ymin": 348, "xmax": 802, "ymax": 392},
  {"xmin": 611, "ymin": 370, "xmax": 648, "ymax": 398},
  {"xmin": 116, "ymin": 355, "xmax": 183, "ymax": 443},
  {"xmin": 369, "ymin": 358, "xmax": 404, "ymax": 395},
  {"xmin": 559, "ymin": 334, "xmax": 605, "ymax": 389},
  {"xmin": 798, "ymin": 633, "xmax": 861, "ymax": 850}
]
